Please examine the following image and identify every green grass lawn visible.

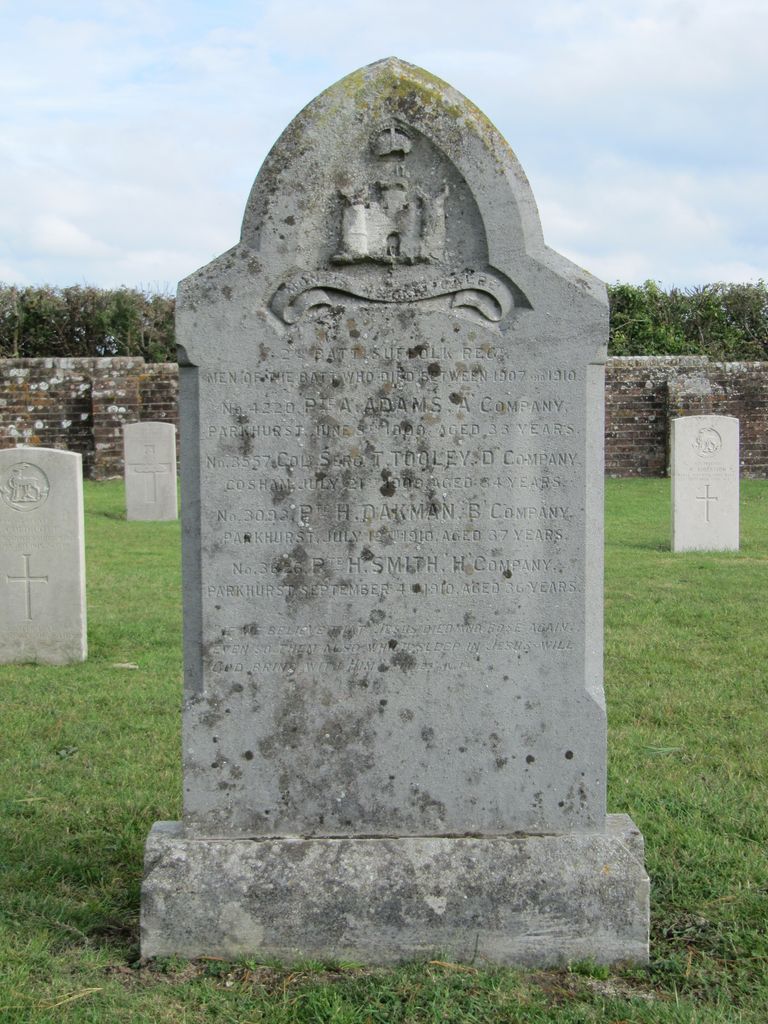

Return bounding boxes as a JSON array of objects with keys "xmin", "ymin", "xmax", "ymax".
[{"xmin": 1, "ymin": 479, "xmax": 766, "ymax": 1023}]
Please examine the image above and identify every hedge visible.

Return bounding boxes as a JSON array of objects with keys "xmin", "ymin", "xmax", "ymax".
[
  {"xmin": 608, "ymin": 280, "xmax": 768, "ymax": 361},
  {"xmin": 0, "ymin": 285, "xmax": 175, "ymax": 363},
  {"xmin": 0, "ymin": 281, "xmax": 766, "ymax": 363}
]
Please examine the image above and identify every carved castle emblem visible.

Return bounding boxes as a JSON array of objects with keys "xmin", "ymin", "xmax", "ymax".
[
  {"xmin": 270, "ymin": 121, "xmax": 529, "ymax": 326},
  {"xmin": 333, "ymin": 126, "xmax": 448, "ymax": 265},
  {"xmin": 333, "ymin": 180, "xmax": 448, "ymax": 265}
]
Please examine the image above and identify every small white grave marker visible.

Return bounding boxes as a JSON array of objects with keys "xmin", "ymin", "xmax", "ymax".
[
  {"xmin": 124, "ymin": 422, "xmax": 178, "ymax": 521},
  {"xmin": 671, "ymin": 415, "xmax": 739, "ymax": 552},
  {"xmin": 0, "ymin": 447, "xmax": 87, "ymax": 663}
]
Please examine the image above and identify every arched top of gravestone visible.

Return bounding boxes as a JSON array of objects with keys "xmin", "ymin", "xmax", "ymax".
[{"xmin": 177, "ymin": 57, "xmax": 606, "ymax": 365}]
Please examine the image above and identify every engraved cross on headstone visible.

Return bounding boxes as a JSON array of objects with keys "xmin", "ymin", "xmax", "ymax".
[
  {"xmin": 7, "ymin": 553, "xmax": 48, "ymax": 620},
  {"xmin": 130, "ymin": 464, "xmax": 169, "ymax": 503},
  {"xmin": 696, "ymin": 484, "xmax": 718, "ymax": 523}
]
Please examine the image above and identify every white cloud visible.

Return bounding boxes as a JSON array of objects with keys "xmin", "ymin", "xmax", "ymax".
[
  {"xmin": 28, "ymin": 215, "xmax": 111, "ymax": 257},
  {"xmin": 537, "ymin": 155, "xmax": 767, "ymax": 286},
  {"xmin": 0, "ymin": 0, "xmax": 765, "ymax": 288}
]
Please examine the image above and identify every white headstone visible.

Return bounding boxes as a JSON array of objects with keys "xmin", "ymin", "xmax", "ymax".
[
  {"xmin": 124, "ymin": 422, "xmax": 178, "ymax": 521},
  {"xmin": 671, "ymin": 415, "xmax": 739, "ymax": 552},
  {"xmin": 0, "ymin": 447, "xmax": 87, "ymax": 664}
]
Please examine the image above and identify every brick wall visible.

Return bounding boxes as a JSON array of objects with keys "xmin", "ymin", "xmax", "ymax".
[
  {"xmin": 666, "ymin": 361, "xmax": 768, "ymax": 477},
  {"xmin": 0, "ymin": 358, "xmax": 178, "ymax": 479},
  {"xmin": 90, "ymin": 358, "xmax": 143, "ymax": 478},
  {"xmin": 0, "ymin": 356, "xmax": 766, "ymax": 479},
  {"xmin": 606, "ymin": 357, "xmax": 768, "ymax": 478},
  {"xmin": 0, "ymin": 359, "xmax": 96, "ymax": 473},
  {"xmin": 138, "ymin": 363, "xmax": 179, "ymax": 424}
]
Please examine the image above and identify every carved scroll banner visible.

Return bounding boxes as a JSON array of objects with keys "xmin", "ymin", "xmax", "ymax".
[{"xmin": 271, "ymin": 268, "xmax": 524, "ymax": 325}]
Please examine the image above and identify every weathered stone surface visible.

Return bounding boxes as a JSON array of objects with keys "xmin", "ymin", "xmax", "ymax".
[
  {"xmin": 176, "ymin": 57, "xmax": 609, "ymax": 841},
  {"xmin": 124, "ymin": 421, "xmax": 178, "ymax": 520},
  {"xmin": 141, "ymin": 815, "xmax": 649, "ymax": 964},
  {"xmin": 0, "ymin": 446, "xmax": 86, "ymax": 663},
  {"xmin": 671, "ymin": 415, "xmax": 739, "ymax": 552},
  {"xmin": 142, "ymin": 56, "xmax": 648, "ymax": 964}
]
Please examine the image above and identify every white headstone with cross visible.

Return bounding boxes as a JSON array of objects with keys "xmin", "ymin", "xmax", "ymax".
[
  {"xmin": 0, "ymin": 447, "xmax": 87, "ymax": 663},
  {"xmin": 124, "ymin": 422, "xmax": 178, "ymax": 521},
  {"xmin": 671, "ymin": 415, "xmax": 739, "ymax": 552}
]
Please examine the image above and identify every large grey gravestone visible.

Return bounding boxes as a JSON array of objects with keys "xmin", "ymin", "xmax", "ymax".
[
  {"xmin": 141, "ymin": 58, "xmax": 649, "ymax": 965},
  {"xmin": 124, "ymin": 421, "xmax": 178, "ymax": 521},
  {"xmin": 671, "ymin": 415, "xmax": 739, "ymax": 552},
  {"xmin": 0, "ymin": 447, "xmax": 87, "ymax": 663}
]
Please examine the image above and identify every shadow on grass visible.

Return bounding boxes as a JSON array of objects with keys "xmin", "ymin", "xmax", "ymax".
[{"xmin": 88, "ymin": 510, "xmax": 126, "ymax": 520}]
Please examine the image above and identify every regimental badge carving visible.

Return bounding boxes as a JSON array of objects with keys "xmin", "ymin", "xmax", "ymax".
[
  {"xmin": 693, "ymin": 427, "xmax": 722, "ymax": 459},
  {"xmin": 270, "ymin": 119, "xmax": 531, "ymax": 327},
  {"xmin": 333, "ymin": 126, "xmax": 448, "ymax": 265},
  {"xmin": 333, "ymin": 181, "xmax": 448, "ymax": 265},
  {"xmin": 0, "ymin": 462, "xmax": 50, "ymax": 512}
]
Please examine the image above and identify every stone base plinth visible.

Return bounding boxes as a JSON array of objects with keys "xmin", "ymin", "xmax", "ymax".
[{"xmin": 140, "ymin": 815, "xmax": 649, "ymax": 965}]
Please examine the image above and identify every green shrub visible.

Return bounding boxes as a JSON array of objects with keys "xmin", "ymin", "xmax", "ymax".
[
  {"xmin": 608, "ymin": 280, "xmax": 768, "ymax": 361},
  {"xmin": 0, "ymin": 284, "xmax": 176, "ymax": 362},
  {"xmin": 1, "ymin": 281, "xmax": 766, "ymax": 362}
]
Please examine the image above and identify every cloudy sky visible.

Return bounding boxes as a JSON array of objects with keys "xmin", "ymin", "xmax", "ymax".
[{"xmin": 1, "ymin": 0, "xmax": 766, "ymax": 291}]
